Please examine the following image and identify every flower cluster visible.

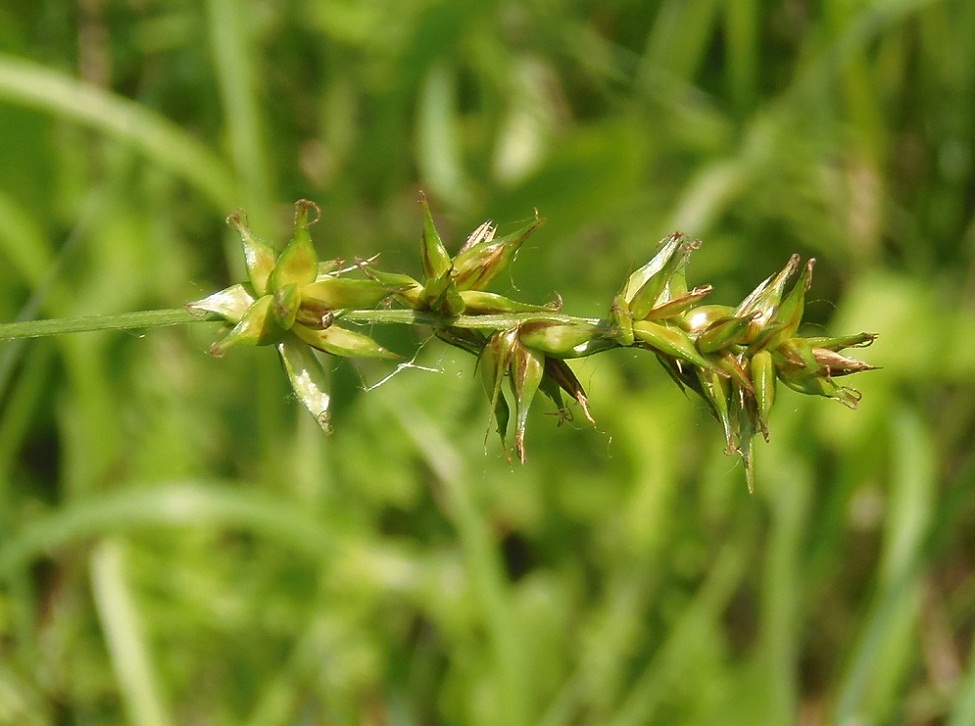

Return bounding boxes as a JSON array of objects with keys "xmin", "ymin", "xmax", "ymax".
[
  {"xmin": 188, "ymin": 201, "xmax": 400, "ymax": 432},
  {"xmin": 609, "ymin": 234, "xmax": 876, "ymax": 487},
  {"xmin": 190, "ymin": 198, "xmax": 876, "ymax": 486}
]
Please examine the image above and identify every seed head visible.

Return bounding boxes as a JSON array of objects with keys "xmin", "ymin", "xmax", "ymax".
[{"xmin": 188, "ymin": 200, "xmax": 404, "ymax": 430}]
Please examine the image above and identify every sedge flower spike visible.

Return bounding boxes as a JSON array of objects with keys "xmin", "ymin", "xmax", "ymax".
[
  {"xmin": 188, "ymin": 200, "xmax": 399, "ymax": 432},
  {"xmin": 190, "ymin": 195, "xmax": 877, "ymax": 488}
]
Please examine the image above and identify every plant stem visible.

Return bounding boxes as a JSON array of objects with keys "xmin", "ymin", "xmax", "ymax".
[
  {"xmin": 0, "ymin": 308, "xmax": 608, "ymax": 342},
  {"xmin": 340, "ymin": 309, "xmax": 605, "ymax": 329},
  {"xmin": 0, "ymin": 309, "xmax": 206, "ymax": 341}
]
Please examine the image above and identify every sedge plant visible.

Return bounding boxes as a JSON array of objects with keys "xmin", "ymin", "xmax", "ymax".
[{"xmin": 1, "ymin": 196, "xmax": 877, "ymax": 490}]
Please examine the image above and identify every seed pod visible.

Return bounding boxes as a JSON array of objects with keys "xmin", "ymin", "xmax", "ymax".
[
  {"xmin": 518, "ymin": 320, "xmax": 616, "ymax": 359},
  {"xmin": 696, "ymin": 366, "xmax": 734, "ymax": 452},
  {"xmin": 737, "ymin": 405, "xmax": 759, "ymax": 494},
  {"xmin": 292, "ymin": 322, "xmax": 400, "ymax": 359},
  {"xmin": 622, "ymin": 232, "xmax": 685, "ymax": 304},
  {"xmin": 272, "ymin": 283, "xmax": 301, "ymax": 330},
  {"xmin": 419, "ymin": 193, "xmax": 452, "ymax": 280},
  {"xmin": 632, "ymin": 320, "xmax": 711, "ymax": 369},
  {"xmin": 540, "ymin": 357, "xmax": 594, "ymax": 425},
  {"xmin": 452, "ymin": 213, "xmax": 542, "ymax": 291},
  {"xmin": 188, "ymin": 282, "xmax": 256, "ymax": 323},
  {"xmin": 268, "ymin": 201, "xmax": 320, "ymax": 291},
  {"xmin": 610, "ymin": 290, "xmax": 635, "ymax": 346},
  {"xmin": 437, "ymin": 326, "xmax": 488, "ymax": 357},
  {"xmin": 277, "ymin": 338, "xmax": 332, "ymax": 434},
  {"xmin": 228, "ymin": 210, "xmax": 277, "ymax": 297},
  {"xmin": 804, "ymin": 332, "xmax": 878, "ymax": 351},
  {"xmin": 695, "ymin": 312, "xmax": 758, "ymax": 353},
  {"xmin": 775, "ymin": 337, "xmax": 820, "ymax": 374},
  {"xmin": 627, "ymin": 233, "xmax": 697, "ymax": 320},
  {"xmin": 509, "ymin": 335, "xmax": 545, "ymax": 463},
  {"xmin": 779, "ymin": 369, "xmax": 863, "ymax": 408},
  {"xmin": 458, "ymin": 290, "xmax": 557, "ymax": 315},
  {"xmin": 750, "ymin": 349, "xmax": 776, "ymax": 439},
  {"xmin": 421, "ymin": 273, "xmax": 465, "ymax": 317},
  {"xmin": 760, "ymin": 258, "xmax": 814, "ymax": 350},
  {"xmin": 712, "ymin": 350, "xmax": 754, "ymax": 393},
  {"xmin": 775, "ymin": 338, "xmax": 863, "ymax": 407},
  {"xmin": 301, "ymin": 278, "xmax": 395, "ymax": 309},
  {"xmin": 735, "ymin": 254, "xmax": 800, "ymax": 336},
  {"xmin": 645, "ymin": 285, "xmax": 712, "ymax": 322},
  {"xmin": 210, "ymin": 294, "xmax": 280, "ymax": 356},
  {"xmin": 479, "ymin": 333, "xmax": 512, "ymax": 454},
  {"xmin": 683, "ymin": 304, "xmax": 737, "ymax": 334},
  {"xmin": 294, "ymin": 298, "xmax": 334, "ymax": 330},
  {"xmin": 361, "ymin": 269, "xmax": 424, "ymax": 307}
]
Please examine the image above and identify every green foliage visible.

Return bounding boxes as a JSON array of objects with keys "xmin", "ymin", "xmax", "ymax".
[{"xmin": 1, "ymin": 1, "xmax": 974, "ymax": 724}]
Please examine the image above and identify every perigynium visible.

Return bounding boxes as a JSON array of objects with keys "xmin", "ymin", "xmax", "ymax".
[{"xmin": 189, "ymin": 196, "xmax": 877, "ymax": 488}]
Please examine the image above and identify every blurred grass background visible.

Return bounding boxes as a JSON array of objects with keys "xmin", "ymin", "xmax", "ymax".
[{"xmin": 1, "ymin": 0, "xmax": 974, "ymax": 724}]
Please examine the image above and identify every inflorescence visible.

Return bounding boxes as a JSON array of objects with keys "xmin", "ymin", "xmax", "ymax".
[{"xmin": 189, "ymin": 197, "xmax": 877, "ymax": 489}]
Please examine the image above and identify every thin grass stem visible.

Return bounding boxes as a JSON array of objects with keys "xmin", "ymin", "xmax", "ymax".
[{"xmin": 0, "ymin": 308, "xmax": 607, "ymax": 341}]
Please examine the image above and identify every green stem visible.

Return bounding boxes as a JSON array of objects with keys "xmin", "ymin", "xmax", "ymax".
[
  {"xmin": 341, "ymin": 308, "xmax": 605, "ymax": 329},
  {"xmin": 0, "ymin": 308, "xmax": 608, "ymax": 342},
  {"xmin": 0, "ymin": 309, "xmax": 206, "ymax": 341}
]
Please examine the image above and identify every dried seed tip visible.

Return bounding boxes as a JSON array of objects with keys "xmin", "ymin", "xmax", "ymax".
[
  {"xmin": 317, "ymin": 258, "xmax": 344, "ymax": 278},
  {"xmin": 543, "ymin": 358, "xmax": 595, "ymax": 424},
  {"xmin": 459, "ymin": 219, "xmax": 496, "ymax": 254},
  {"xmin": 713, "ymin": 350, "xmax": 754, "ymax": 393},
  {"xmin": 226, "ymin": 208, "xmax": 249, "ymax": 230},
  {"xmin": 736, "ymin": 253, "xmax": 802, "ymax": 321},
  {"xmin": 316, "ymin": 411, "xmax": 334, "ymax": 435},
  {"xmin": 757, "ymin": 257, "xmax": 816, "ymax": 350},
  {"xmin": 624, "ymin": 232, "xmax": 697, "ymax": 315},
  {"xmin": 802, "ymin": 258, "xmax": 815, "ymax": 290},
  {"xmin": 452, "ymin": 214, "xmax": 543, "ymax": 291},
  {"xmin": 646, "ymin": 285, "xmax": 713, "ymax": 322},
  {"xmin": 293, "ymin": 199, "xmax": 322, "ymax": 226},
  {"xmin": 811, "ymin": 348, "xmax": 879, "ymax": 377}
]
